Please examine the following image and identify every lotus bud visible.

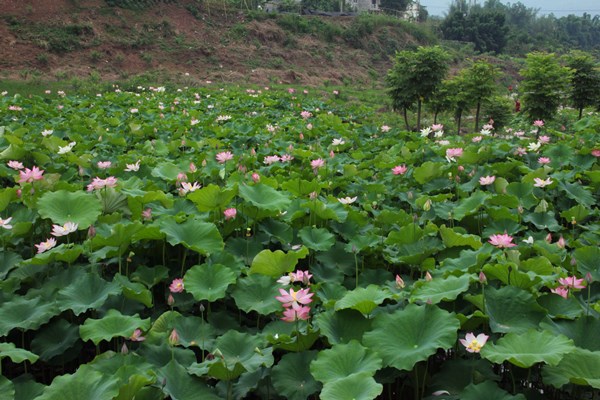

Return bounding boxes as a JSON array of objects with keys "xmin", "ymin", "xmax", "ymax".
[
  {"xmin": 423, "ymin": 199, "xmax": 432, "ymax": 211},
  {"xmin": 252, "ymin": 172, "xmax": 260, "ymax": 183},
  {"xmin": 121, "ymin": 343, "xmax": 129, "ymax": 354},
  {"xmin": 425, "ymin": 272, "xmax": 432, "ymax": 281},
  {"xmin": 518, "ymin": 205, "xmax": 524, "ymax": 214},
  {"xmin": 479, "ymin": 271, "xmax": 487, "ymax": 284},
  {"xmin": 329, "ymin": 150, "xmax": 335, "ymax": 158},
  {"xmin": 395, "ymin": 275, "xmax": 405, "ymax": 289},
  {"xmin": 168, "ymin": 329, "xmax": 179, "ymax": 346},
  {"xmin": 407, "ymin": 191, "xmax": 413, "ymax": 200},
  {"xmin": 458, "ymin": 165, "xmax": 465, "ymax": 172},
  {"xmin": 168, "ymin": 294, "xmax": 175, "ymax": 306},
  {"xmin": 570, "ymin": 257, "xmax": 577, "ymax": 266},
  {"xmin": 199, "ymin": 304, "xmax": 206, "ymax": 313},
  {"xmin": 556, "ymin": 236, "xmax": 566, "ymax": 249},
  {"xmin": 585, "ymin": 272, "xmax": 593, "ymax": 283},
  {"xmin": 87, "ymin": 225, "xmax": 96, "ymax": 239},
  {"xmin": 16, "ymin": 189, "xmax": 22, "ymax": 198},
  {"xmin": 545, "ymin": 233, "xmax": 552, "ymax": 243}
]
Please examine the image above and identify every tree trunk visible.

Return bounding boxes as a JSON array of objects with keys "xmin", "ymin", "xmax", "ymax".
[
  {"xmin": 456, "ymin": 110, "xmax": 462, "ymax": 135},
  {"xmin": 474, "ymin": 101, "xmax": 481, "ymax": 132},
  {"xmin": 403, "ymin": 108, "xmax": 410, "ymax": 131},
  {"xmin": 417, "ymin": 99, "xmax": 422, "ymax": 131},
  {"xmin": 579, "ymin": 107, "xmax": 583, "ymax": 120},
  {"xmin": 434, "ymin": 111, "xmax": 438, "ymax": 124}
]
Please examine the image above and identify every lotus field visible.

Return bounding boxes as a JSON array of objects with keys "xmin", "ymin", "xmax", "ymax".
[{"xmin": 1, "ymin": 86, "xmax": 600, "ymax": 400}]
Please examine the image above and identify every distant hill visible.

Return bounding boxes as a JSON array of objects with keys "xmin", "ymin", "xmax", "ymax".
[{"xmin": 0, "ymin": 0, "xmax": 436, "ymax": 86}]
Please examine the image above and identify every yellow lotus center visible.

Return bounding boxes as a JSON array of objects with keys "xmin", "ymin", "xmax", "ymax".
[{"xmin": 467, "ymin": 339, "xmax": 483, "ymax": 352}]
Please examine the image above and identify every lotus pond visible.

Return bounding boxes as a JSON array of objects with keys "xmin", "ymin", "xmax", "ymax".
[{"xmin": 0, "ymin": 86, "xmax": 599, "ymax": 399}]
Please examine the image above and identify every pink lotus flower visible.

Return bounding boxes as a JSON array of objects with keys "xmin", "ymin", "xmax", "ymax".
[
  {"xmin": 97, "ymin": 161, "xmax": 112, "ymax": 169},
  {"xmin": 130, "ymin": 329, "xmax": 146, "ymax": 342},
  {"xmin": 291, "ymin": 270, "xmax": 312, "ymax": 285},
  {"xmin": 311, "ymin": 158, "xmax": 325, "ymax": 170},
  {"xmin": 460, "ymin": 332, "xmax": 489, "ymax": 353},
  {"xmin": 51, "ymin": 221, "xmax": 78, "ymax": 237},
  {"xmin": 488, "ymin": 233, "xmax": 517, "ymax": 248},
  {"xmin": 515, "ymin": 147, "xmax": 527, "ymax": 156},
  {"xmin": 169, "ymin": 278, "xmax": 184, "ymax": 293},
  {"xmin": 224, "ymin": 208, "xmax": 237, "ymax": 220},
  {"xmin": 125, "ymin": 160, "xmax": 140, "ymax": 172},
  {"xmin": 380, "ymin": 125, "xmax": 391, "ymax": 132},
  {"xmin": 35, "ymin": 238, "xmax": 57, "ymax": 254},
  {"xmin": 142, "ymin": 208, "xmax": 152, "ymax": 221},
  {"xmin": 7, "ymin": 161, "xmax": 24, "ymax": 170},
  {"xmin": 264, "ymin": 155, "xmax": 280, "ymax": 165},
  {"xmin": 539, "ymin": 135, "xmax": 550, "ymax": 144},
  {"xmin": 18, "ymin": 166, "xmax": 44, "ymax": 183},
  {"xmin": 281, "ymin": 304, "xmax": 311, "ymax": 322},
  {"xmin": 0, "ymin": 217, "xmax": 13, "ymax": 230},
  {"xmin": 431, "ymin": 124, "xmax": 444, "ymax": 132},
  {"xmin": 179, "ymin": 181, "xmax": 201, "ymax": 195},
  {"xmin": 472, "ymin": 136, "xmax": 483, "ymax": 143},
  {"xmin": 338, "ymin": 196, "xmax": 357, "ymax": 204},
  {"xmin": 479, "ymin": 175, "xmax": 496, "ymax": 185},
  {"xmin": 300, "ymin": 111, "xmax": 312, "ymax": 119},
  {"xmin": 275, "ymin": 287, "xmax": 314, "ymax": 308},
  {"xmin": 591, "ymin": 149, "xmax": 600, "ymax": 157},
  {"xmin": 445, "ymin": 148, "xmax": 463, "ymax": 162},
  {"xmin": 558, "ymin": 276, "xmax": 585, "ymax": 289},
  {"xmin": 538, "ymin": 157, "xmax": 551, "ymax": 165},
  {"xmin": 392, "ymin": 165, "xmax": 407, "ymax": 175},
  {"xmin": 551, "ymin": 286, "xmax": 569, "ymax": 299},
  {"xmin": 533, "ymin": 120, "xmax": 545, "ymax": 127},
  {"xmin": 215, "ymin": 151, "xmax": 233, "ymax": 163},
  {"xmin": 533, "ymin": 177, "xmax": 553, "ymax": 188},
  {"xmin": 280, "ymin": 154, "xmax": 294, "ymax": 162},
  {"xmin": 251, "ymin": 172, "xmax": 260, "ymax": 182},
  {"xmin": 479, "ymin": 271, "xmax": 487, "ymax": 284},
  {"xmin": 87, "ymin": 177, "xmax": 118, "ymax": 191}
]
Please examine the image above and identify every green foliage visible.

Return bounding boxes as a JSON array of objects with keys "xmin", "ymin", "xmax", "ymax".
[
  {"xmin": 564, "ymin": 50, "xmax": 600, "ymax": 119},
  {"xmin": 520, "ymin": 52, "xmax": 572, "ymax": 121}
]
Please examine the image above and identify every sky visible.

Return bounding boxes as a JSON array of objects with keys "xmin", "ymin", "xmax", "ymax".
[{"xmin": 420, "ymin": 0, "xmax": 600, "ymax": 17}]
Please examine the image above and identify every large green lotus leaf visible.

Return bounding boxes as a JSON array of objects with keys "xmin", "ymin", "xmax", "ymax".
[
  {"xmin": 481, "ymin": 329, "xmax": 574, "ymax": 368},
  {"xmin": 540, "ymin": 317, "xmax": 600, "ymax": 351},
  {"xmin": 57, "ymin": 273, "xmax": 121, "ymax": 315},
  {"xmin": 543, "ymin": 349, "xmax": 600, "ymax": 389},
  {"xmin": 452, "ymin": 191, "xmax": 489, "ymax": 221},
  {"xmin": 271, "ymin": 351, "xmax": 321, "ymax": 400},
  {"xmin": 0, "ymin": 343, "xmax": 38, "ymax": 363},
  {"xmin": 560, "ymin": 204, "xmax": 590, "ymax": 223},
  {"xmin": 151, "ymin": 162, "xmax": 181, "ymax": 181},
  {"xmin": 158, "ymin": 218, "xmax": 224, "ymax": 255},
  {"xmin": 183, "ymin": 263, "xmax": 236, "ymax": 302},
  {"xmin": 485, "ymin": 286, "xmax": 547, "ymax": 334},
  {"xmin": 249, "ymin": 247, "xmax": 309, "ymax": 278},
  {"xmin": 520, "ymin": 256, "xmax": 554, "ymax": 275},
  {"xmin": 281, "ymin": 178, "xmax": 322, "ymax": 196},
  {"xmin": 460, "ymin": 381, "xmax": 526, "ymax": 400},
  {"xmin": 187, "ymin": 184, "xmax": 237, "ymax": 212},
  {"xmin": 238, "ymin": 184, "xmax": 291, "ymax": 211},
  {"xmin": 80, "ymin": 309, "xmax": 151, "ymax": 345},
  {"xmin": 231, "ymin": 274, "xmax": 282, "ymax": 315},
  {"xmin": 363, "ymin": 304, "xmax": 460, "ymax": 371},
  {"xmin": 298, "ymin": 226, "xmax": 336, "ymax": 251},
  {"xmin": 114, "ymin": 371, "xmax": 156, "ymax": 400},
  {"xmin": 173, "ymin": 316, "xmax": 216, "ymax": 350},
  {"xmin": 439, "ymin": 226, "xmax": 482, "ymax": 249},
  {"xmin": 558, "ymin": 181, "xmax": 595, "ymax": 207},
  {"xmin": 30, "ymin": 318, "xmax": 80, "ymax": 361},
  {"xmin": 189, "ymin": 330, "xmax": 273, "ymax": 381},
  {"xmin": 334, "ymin": 285, "xmax": 391, "ymax": 316},
  {"xmin": 439, "ymin": 247, "xmax": 492, "ymax": 273},
  {"xmin": 428, "ymin": 358, "xmax": 499, "ymax": 395},
  {"xmin": 0, "ymin": 251, "xmax": 21, "ymax": 280},
  {"xmin": 386, "ymin": 223, "xmax": 423, "ymax": 245},
  {"xmin": 482, "ymin": 263, "xmax": 540, "ymax": 290},
  {"xmin": 13, "ymin": 374, "xmax": 45, "ymax": 400},
  {"xmin": 413, "ymin": 161, "xmax": 445, "ymax": 184},
  {"xmin": 37, "ymin": 190, "xmax": 102, "ymax": 229},
  {"xmin": 574, "ymin": 246, "xmax": 600, "ymax": 281},
  {"xmin": 158, "ymin": 360, "xmax": 221, "ymax": 400},
  {"xmin": 114, "ymin": 274, "xmax": 153, "ymax": 307},
  {"xmin": 522, "ymin": 211, "xmax": 561, "ymax": 232},
  {"xmin": 310, "ymin": 340, "xmax": 381, "ymax": 384},
  {"xmin": 536, "ymin": 293, "xmax": 583, "ymax": 319},
  {"xmin": 411, "ymin": 274, "xmax": 471, "ymax": 305},
  {"xmin": 0, "ymin": 376, "xmax": 15, "ymax": 400},
  {"xmin": 0, "ymin": 296, "xmax": 58, "ymax": 336},
  {"xmin": 313, "ymin": 309, "xmax": 373, "ymax": 345},
  {"xmin": 0, "ymin": 187, "xmax": 17, "ymax": 212},
  {"xmin": 320, "ymin": 373, "xmax": 383, "ymax": 400},
  {"xmin": 130, "ymin": 265, "xmax": 169, "ymax": 288},
  {"xmin": 36, "ymin": 365, "xmax": 120, "ymax": 400},
  {"xmin": 302, "ymin": 200, "xmax": 349, "ymax": 222}
]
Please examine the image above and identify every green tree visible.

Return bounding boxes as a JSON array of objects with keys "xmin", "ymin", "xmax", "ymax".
[
  {"xmin": 564, "ymin": 50, "xmax": 600, "ymax": 119},
  {"xmin": 445, "ymin": 74, "xmax": 471, "ymax": 135},
  {"xmin": 460, "ymin": 59, "xmax": 500, "ymax": 131},
  {"xmin": 379, "ymin": 0, "xmax": 410, "ymax": 12},
  {"xmin": 386, "ymin": 46, "xmax": 450, "ymax": 131},
  {"xmin": 520, "ymin": 52, "xmax": 572, "ymax": 122}
]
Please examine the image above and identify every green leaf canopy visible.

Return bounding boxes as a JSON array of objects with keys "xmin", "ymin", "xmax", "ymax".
[
  {"xmin": 183, "ymin": 263, "xmax": 237, "ymax": 302},
  {"xmin": 37, "ymin": 190, "xmax": 102, "ymax": 229}
]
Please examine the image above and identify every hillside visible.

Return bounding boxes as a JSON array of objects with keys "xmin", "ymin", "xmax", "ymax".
[{"xmin": 0, "ymin": 0, "xmax": 435, "ymax": 86}]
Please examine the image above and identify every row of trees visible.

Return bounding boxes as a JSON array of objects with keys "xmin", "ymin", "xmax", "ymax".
[
  {"xmin": 387, "ymin": 46, "xmax": 600, "ymax": 133},
  {"xmin": 440, "ymin": 0, "xmax": 600, "ymax": 55}
]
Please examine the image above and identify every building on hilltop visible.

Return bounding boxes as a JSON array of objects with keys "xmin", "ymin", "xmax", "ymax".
[{"xmin": 264, "ymin": 0, "xmax": 420, "ymax": 17}]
